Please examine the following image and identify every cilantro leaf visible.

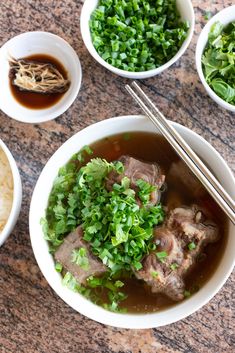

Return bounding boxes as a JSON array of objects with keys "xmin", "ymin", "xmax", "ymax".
[
  {"xmin": 202, "ymin": 21, "xmax": 235, "ymax": 105},
  {"xmin": 71, "ymin": 248, "xmax": 90, "ymax": 271}
]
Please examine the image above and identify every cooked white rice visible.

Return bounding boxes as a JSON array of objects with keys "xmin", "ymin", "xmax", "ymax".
[{"xmin": 0, "ymin": 147, "xmax": 13, "ymax": 233}]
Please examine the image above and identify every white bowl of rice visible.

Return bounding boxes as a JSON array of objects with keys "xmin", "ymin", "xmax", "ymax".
[{"xmin": 0, "ymin": 139, "xmax": 22, "ymax": 247}]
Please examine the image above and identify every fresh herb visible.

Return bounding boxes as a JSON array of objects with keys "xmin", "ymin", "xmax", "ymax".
[
  {"xmin": 170, "ymin": 263, "xmax": 178, "ymax": 270},
  {"xmin": 55, "ymin": 262, "xmax": 63, "ymax": 272},
  {"xmin": 89, "ymin": 0, "xmax": 189, "ymax": 72},
  {"xmin": 115, "ymin": 280, "xmax": 125, "ymax": 288},
  {"xmin": 188, "ymin": 242, "xmax": 196, "ymax": 251},
  {"xmin": 136, "ymin": 179, "xmax": 156, "ymax": 205},
  {"xmin": 151, "ymin": 271, "xmax": 158, "ymax": 278},
  {"xmin": 79, "ymin": 158, "xmax": 164, "ymax": 272},
  {"xmin": 202, "ymin": 21, "xmax": 235, "ymax": 105},
  {"xmin": 64, "ymin": 272, "xmax": 127, "ymax": 312},
  {"xmin": 71, "ymin": 247, "xmax": 90, "ymax": 271},
  {"xmin": 62, "ymin": 272, "xmax": 95, "ymax": 302},
  {"xmin": 41, "ymin": 146, "xmax": 93, "ymax": 252},
  {"xmin": 43, "ymin": 148, "xmax": 165, "ymax": 313},
  {"xmin": 87, "ymin": 274, "xmax": 127, "ymax": 312},
  {"xmin": 156, "ymin": 251, "xmax": 167, "ymax": 262},
  {"xmin": 43, "ymin": 153, "xmax": 165, "ymax": 275}
]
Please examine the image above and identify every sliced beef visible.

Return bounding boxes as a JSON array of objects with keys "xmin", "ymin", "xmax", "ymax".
[
  {"xmin": 106, "ymin": 155, "xmax": 165, "ymax": 205},
  {"xmin": 55, "ymin": 226, "xmax": 107, "ymax": 285},
  {"xmin": 135, "ymin": 206, "xmax": 219, "ymax": 301},
  {"xmin": 168, "ymin": 160, "xmax": 206, "ymax": 199}
]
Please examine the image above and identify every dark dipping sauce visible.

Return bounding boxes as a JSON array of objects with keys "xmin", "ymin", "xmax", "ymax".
[
  {"xmin": 82, "ymin": 132, "xmax": 228, "ymax": 313},
  {"xmin": 9, "ymin": 54, "xmax": 68, "ymax": 109}
]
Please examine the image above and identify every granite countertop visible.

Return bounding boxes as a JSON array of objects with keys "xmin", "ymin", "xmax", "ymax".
[{"xmin": 0, "ymin": 1, "xmax": 234, "ymax": 352}]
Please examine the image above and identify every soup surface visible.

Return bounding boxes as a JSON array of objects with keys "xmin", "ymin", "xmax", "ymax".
[{"xmin": 45, "ymin": 132, "xmax": 228, "ymax": 313}]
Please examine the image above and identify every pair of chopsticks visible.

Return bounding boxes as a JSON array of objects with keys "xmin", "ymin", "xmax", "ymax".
[{"xmin": 126, "ymin": 81, "xmax": 235, "ymax": 225}]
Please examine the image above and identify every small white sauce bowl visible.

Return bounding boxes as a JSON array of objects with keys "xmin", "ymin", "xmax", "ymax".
[
  {"xmin": 196, "ymin": 5, "xmax": 235, "ymax": 113},
  {"xmin": 0, "ymin": 140, "xmax": 22, "ymax": 247},
  {"xmin": 80, "ymin": 0, "xmax": 195, "ymax": 79},
  {"xmin": 29, "ymin": 115, "xmax": 235, "ymax": 329},
  {"xmin": 0, "ymin": 31, "xmax": 82, "ymax": 123}
]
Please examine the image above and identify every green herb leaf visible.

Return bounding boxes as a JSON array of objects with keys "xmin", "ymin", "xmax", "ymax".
[
  {"xmin": 156, "ymin": 251, "xmax": 168, "ymax": 262},
  {"xmin": 45, "ymin": 153, "xmax": 164, "ymax": 273},
  {"xmin": 55, "ymin": 262, "xmax": 63, "ymax": 272},
  {"xmin": 115, "ymin": 280, "xmax": 124, "ymax": 288},
  {"xmin": 202, "ymin": 21, "xmax": 235, "ymax": 105},
  {"xmin": 188, "ymin": 242, "xmax": 196, "ymax": 251},
  {"xmin": 71, "ymin": 247, "xmax": 90, "ymax": 271},
  {"xmin": 151, "ymin": 271, "xmax": 158, "ymax": 278},
  {"xmin": 170, "ymin": 263, "xmax": 179, "ymax": 271}
]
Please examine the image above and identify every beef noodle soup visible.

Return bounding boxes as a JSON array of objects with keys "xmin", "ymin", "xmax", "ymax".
[{"xmin": 43, "ymin": 132, "xmax": 228, "ymax": 313}]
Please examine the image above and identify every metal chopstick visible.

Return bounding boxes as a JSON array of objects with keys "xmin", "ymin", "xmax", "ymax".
[
  {"xmin": 125, "ymin": 82, "xmax": 235, "ymax": 225},
  {"xmin": 131, "ymin": 81, "xmax": 235, "ymax": 213}
]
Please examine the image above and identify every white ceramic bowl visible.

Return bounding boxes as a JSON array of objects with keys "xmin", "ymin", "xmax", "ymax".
[
  {"xmin": 80, "ymin": 0, "xmax": 195, "ymax": 79},
  {"xmin": 0, "ymin": 31, "xmax": 82, "ymax": 123},
  {"xmin": 196, "ymin": 6, "xmax": 235, "ymax": 112},
  {"xmin": 29, "ymin": 115, "xmax": 235, "ymax": 328},
  {"xmin": 0, "ymin": 140, "xmax": 22, "ymax": 247}
]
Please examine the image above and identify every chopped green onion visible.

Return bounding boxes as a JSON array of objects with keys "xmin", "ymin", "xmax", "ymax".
[
  {"xmin": 188, "ymin": 242, "xmax": 196, "ymax": 251},
  {"xmin": 71, "ymin": 247, "xmax": 90, "ymax": 271},
  {"xmin": 170, "ymin": 263, "xmax": 179, "ymax": 271},
  {"xmin": 156, "ymin": 251, "xmax": 167, "ymax": 262},
  {"xmin": 55, "ymin": 262, "xmax": 63, "ymax": 272},
  {"xmin": 151, "ymin": 271, "xmax": 158, "ymax": 278},
  {"xmin": 89, "ymin": 0, "xmax": 189, "ymax": 72}
]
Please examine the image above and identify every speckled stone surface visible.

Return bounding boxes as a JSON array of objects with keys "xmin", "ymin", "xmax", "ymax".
[{"xmin": 0, "ymin": 1, "xmax": 234, "ymax": 352}]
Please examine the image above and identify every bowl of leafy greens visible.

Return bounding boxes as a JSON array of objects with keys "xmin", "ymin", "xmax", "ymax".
[
  {"xmin": 81, "ymin": 0, "xmax": 195, "ymax": 79},
  {"xmin": 196, "ymin": 5, "xmax": 235, "ymax": 112}
]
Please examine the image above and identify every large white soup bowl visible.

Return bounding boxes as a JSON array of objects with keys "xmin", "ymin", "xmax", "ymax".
[{"xmin": 29, "ymin": 115, "xmax": 235, "ymax": 328}]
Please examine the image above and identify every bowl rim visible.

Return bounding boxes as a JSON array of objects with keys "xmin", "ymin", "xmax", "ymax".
[
  {"xmin": 195, "ymin": 5, "xmax": 235, "ymax": 112},
  {"xmin": 29, "ymin": 115, "xmax": 235, "ymax": 329},
  {"xmin": 0, "ymin": 31, "xmax": 82, "ymax": 123},
  {"xmin": 0, "ymin": 139, "xmax": 22, "ymax": 247},
  {"xmin": 80, "ymin": 0, "xmax": 195, "ymax": 78}
]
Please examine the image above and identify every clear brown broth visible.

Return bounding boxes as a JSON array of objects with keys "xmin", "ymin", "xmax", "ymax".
[
  {"xmin": 9, "ymin": 54, "xmax": 68, "ymax": 109},
  {"xmin": 86, "ymin": 132, "xmax": 228, "ymax": 313}
]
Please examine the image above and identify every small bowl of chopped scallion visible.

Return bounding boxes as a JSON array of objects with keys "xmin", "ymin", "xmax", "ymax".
[
  {"xmin": 81, "ymin": 0, "xmax": 195, "ymax": 79},
  {"xmin": 196, "ymin": 5, "xmax": 235, "ymax": 112}
]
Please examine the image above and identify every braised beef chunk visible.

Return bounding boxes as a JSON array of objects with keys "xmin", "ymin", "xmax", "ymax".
[
  {"xmin": 135, "ymin": 206, "xmax": 219, "ymax": 301},
  {"xmin": 168, "ymin": 160, "xmax": 206, "ymax": 198},
  {"xmin": 55, "ymin": 226, "xmax": 106, "ymax": 285},
  {"xmin": 106, "ymin": 155, "xmax": 165, "ymax": 205}
]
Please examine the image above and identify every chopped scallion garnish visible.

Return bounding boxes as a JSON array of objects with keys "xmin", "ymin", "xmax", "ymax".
[
  {"xmin": 170, "ymin": 263, "xmax": 178, "ymax": 271},
  {"xmin": 71, "ymin": 247, "xmax": 90, "ymax": 271},
  {"xmin": 188, "ymin": 242, "xmax": 196, "ymax": 251},
  {"xmin": 151, "ymin": 271, "xmax": 158, "ymax": 278},
  {"xmin": 89, "ymin": 0, "xmax": 189, "ymax": 72},
  {"xmin": 156, "ymin": 251, "xmax": 167, "ymax": 262}
]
